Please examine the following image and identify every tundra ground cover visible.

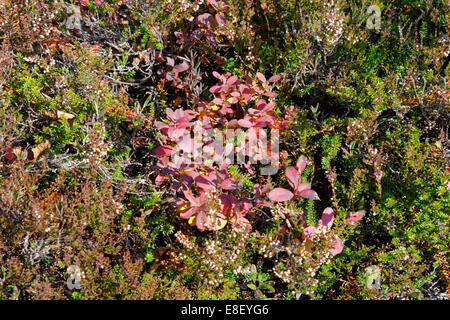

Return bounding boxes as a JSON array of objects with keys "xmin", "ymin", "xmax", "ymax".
[{"xmin": 0, "ymin": 0, "xmax": 448, "ymax": 300}]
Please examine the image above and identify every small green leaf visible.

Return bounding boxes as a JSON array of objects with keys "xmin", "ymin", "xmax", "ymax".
[{"xmin": 247, "ymin": 283, "xmax": 257, "ymax": 290}]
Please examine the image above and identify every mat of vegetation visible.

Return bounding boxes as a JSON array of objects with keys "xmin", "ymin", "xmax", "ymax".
[{"xmin": 0, "ymin": 0, "xmax": 448, "ymax": 300}]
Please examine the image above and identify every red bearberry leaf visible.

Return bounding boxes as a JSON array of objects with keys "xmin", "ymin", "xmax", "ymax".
[
  {"xmin": 256, "ymin": 72, "xmax": 267, "ymax": 83},
  {"xmin": 195, "ymin": 175, "xmax": 215, "ymax": 191},
  {"xmin": 296, "ymin": 155, "xmax": 307, "ymax": 173},
  {"xmin": 174, "ymin": 61, "xmax": 189, "ymax": 73},
  {"xmin": 344, "ymin": 210, "xmax": 366, "ymax": 225},
  {"xmin": 196, "ymin": 13, "xmax": 212, "ymax": 27},
  {"xmin": 209, "ymin": 85, "xmax": 221, "ymax": 93},
  {"xmin": 220, "ymin": 178, "xmax": 238, "ymax": 190},
  {"xmin": 166, "ymin": 57, "xmax": 175, "ymax": 67},
  {"xmin": 196, "ymin": 211, "xmax": 208, "ymax": 231},
  {"xmin": 155, "ymin": 173, "xmax": 169, "ymax": 185},
  {"xmin": 268, "ymin": 188, "xmax": 294, "ymax": 201},
  {"xmin": 297, "ymin": 189, "xmax": 320, "ymax": 200},
  {"xmin": 302, "ymin": 226, "xmax": 317, "ymax": 239},
  {"xmin": 207, "ymin": 0, "xmax": 219, "ymax": 10},
  {"xmin": 263, "ymin": 91, "xmax": 278, "ymax": 98},
  {"xmin": 319, "ymin": 207, "xmax": 334, "ymax": 229},
  {"xmin": 215, "ymin": 13, "xmax": 227, "ymax": 26},
  {"xmin": 238, "ymin": 119, "xmax": 253, "ymax": 128},
  {"xmin": 329, "ymin": 234, "xmax": 343, "ymax": 256},
  {"xmin": 285, "ymin": 167, "xmax": 300, "ymax": 190},
  {"xmin": 213, "ymin": 97, "xmax": 223, "ymax": 105},
  {"xmin": 166, "ymin": 71, "xmax": 175, "ymax": 81},
  {"xmin": 268, "ymin": 75, "xmax": 281, "ymax": 83},
  {"xmin": 180, "ymin": 206, "xmax": 197, "ymax": 219},
  {"xmin": 227, "ymin": 75, "xmax": 238, "ymax": 85}
]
